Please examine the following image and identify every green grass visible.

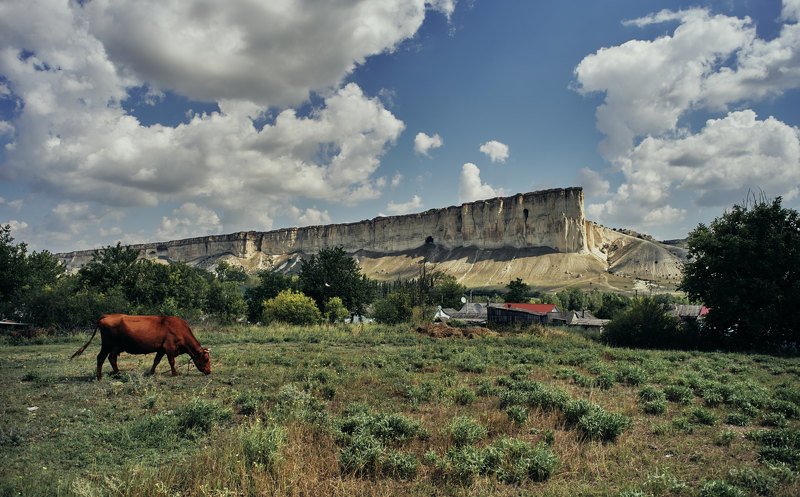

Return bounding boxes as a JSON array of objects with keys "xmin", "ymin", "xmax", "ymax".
[{"xmin": 0, "ymin": 323, "xmax": 799, "ymax": 496}]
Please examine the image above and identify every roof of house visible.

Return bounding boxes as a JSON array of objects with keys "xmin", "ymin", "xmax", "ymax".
[
  {"xmin": 496, "ymin": 303, "xmax": 559, "ymax": 314},
  {"xmin": 449, "ymin": 302, "xmax": 488, "ymax": 319},
  {"xmin": 671, "ymin": 305, "xmax": 710, "ymax": 318}
]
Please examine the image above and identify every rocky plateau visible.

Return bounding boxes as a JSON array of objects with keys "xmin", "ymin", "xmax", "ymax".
[{"xmin": 57, "ymin": 187, "xmax": 687, "ymax": 292}]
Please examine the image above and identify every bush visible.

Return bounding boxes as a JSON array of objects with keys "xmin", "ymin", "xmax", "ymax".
[
  {"xmin": 173, "ymin": 398, "xmax": 232, "ymax": 438},
  {"xmin": 725, "ymin": 412, "xmax": 751, "ymax": 427},
  {"xmin": 239, "ymin": 422, "xmax": 285, "ymax": 470},
  {"xmin": 447, "ymin": 416, "xmax": 487, "ymax": 447},
  {"xmin": 452, "ymin": 387, "xmax": 476, "ymax": 406},
  {"xmin": 664, "ymin": 385, "xmax": 694, "ymax": 404},
  {"xmin": 698, "ymin": 480, "xmax": 747, "ymax": 497},
  {"xmin": 505, "ymin": 405, "xmax": 528, "ymax": 425},
  {"xmin": 750, "ymin": 428, "xmax": 800, "ymax": 469},
  {"xmin": 602, "ymin": 297, "xmax": 685, "ymax": 349},
  {"xmin": 335, "ymin": 405, "xmax": 422, "ymax": 479},
  {"xmin": 262, "ymin": 289, "xmax": 322, "ymax": 325},
  {"xmin": 491, "ymin": 437, "xmax": 558, "ymax": 484},
  {"xmin": 639, "ymin": 386, "xmax": 668, "ymax": 415},
  {"xmin": 690, "ymin": 407, "xmax": 719, "ymax": 426},
  {"xmin": 371, "ymin": 291, "xmax": 413, "ymax": 325},
  {"xmin": 578, "ymin": 409, "xmax": 632, "ymax": 442},
  {"xmin": 454, "ymin": 352, "xmax": 487, "ymax": 373}
]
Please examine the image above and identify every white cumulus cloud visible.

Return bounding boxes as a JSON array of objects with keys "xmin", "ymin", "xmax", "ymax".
[
  {"xmin": 0, "ymin": 0, "xmax": 451, "ymax": 251},
  {"xmin": 479, "ymin": 140, "xmax": 509, "ymax": 163},
  {"xmin": 414, "ymin": 132, "xmax": 443, "ymax": 156},
  {"xmin": 387, "ymin": 195, "xmax": 423, "ymax": 215},
  {"xmin": 575, "ymin": 6, "xmax": 800, "ymax": 233},
  {"xmin": 458, "ymin": 163, "xmax": 502, "ymax": 203},
  {"xmin": 288, "ymin": 206, "xmax": 332, "ymax": 227},
  {"xmin": 157, "ymin": 203, "xmax": 222, "ymax": 240}
]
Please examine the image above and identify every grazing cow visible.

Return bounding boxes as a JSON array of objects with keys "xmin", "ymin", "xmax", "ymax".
[{"xmin": 71, "ymin": 314, "xmax": 211, "ymax": 380}]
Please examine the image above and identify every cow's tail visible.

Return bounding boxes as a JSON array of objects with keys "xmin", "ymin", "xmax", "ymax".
[{"xmin": 71, "ymin": 324, "xmax": 99, "ymax": 359}]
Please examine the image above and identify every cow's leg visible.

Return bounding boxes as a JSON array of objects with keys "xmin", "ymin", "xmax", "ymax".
[
  {"xmin": 96, "ymin": 348, "xmax": 110, "ymax": 380},
  {"xmin": 150, "ymin": 351, "xmax": 165, "ymax": 375},
  {"xmin": 108, "ymin": 353, "xmax": 120, "ymax": 376},
  {"xmin": 167, "ymin": 354, "xmax": 179, "ymax": 376}
]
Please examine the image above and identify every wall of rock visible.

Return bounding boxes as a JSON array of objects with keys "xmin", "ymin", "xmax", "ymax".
[{"xmin": 57, "ymin": 188, "xmax": 588, "ymax": 270}]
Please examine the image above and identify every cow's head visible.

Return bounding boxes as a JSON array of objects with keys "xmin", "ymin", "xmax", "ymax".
[{"xmin": 193, "ymin": 347, "xmax": 212, "ymax": 375}]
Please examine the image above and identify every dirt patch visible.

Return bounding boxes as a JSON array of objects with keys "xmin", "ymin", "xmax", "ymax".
[{"xmin": 414, "ymin": 323, "xmax": 497, "ymax": 339}]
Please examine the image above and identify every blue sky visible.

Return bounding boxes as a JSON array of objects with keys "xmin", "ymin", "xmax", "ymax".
[{"xmin": 1, "ymin": 0, "xmax": 798, "ymax": 252}]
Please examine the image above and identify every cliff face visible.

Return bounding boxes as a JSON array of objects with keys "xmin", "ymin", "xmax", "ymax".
[
  {"xmin": 58, "ymin": 188, "xmax": 588, "ymax": 269},
  {"xmin": 55, "ymin": 187, "xmax": 686, "ymax": 291}
]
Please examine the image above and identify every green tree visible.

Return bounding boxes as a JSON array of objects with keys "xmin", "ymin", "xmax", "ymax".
[
  {"xmin": 556, "ymin": 287, "xmax": 588, "ymax": 311},
  {"xmin": 206, "ymin": 280, "xmax": 247, "ymax": 322},
  {"xmin": 371, "ymin": 290, "xmax": 413, "ymax": 324},
  {"xmin": 299, "ymin": 247, "xmax": 372, "ymax": 317},
  {"xmin": 78, "ymin": 242, "xmax": 139, "ymax": 294},
  {"xmin": 262, "ymin": 289, "xmax": 321, "ymax": 325},
  {"xmin": 324, "ymin": 296, "xmax": 349, "ymax": 324},
  {"xmin": 0, "ymin": 225, "xmax": 30, "ymax": 318},
  {"xmin": 603, "ymin": 297, "xmax": 683, "ymax": 349},
  {"xmin": 244, "ymin": 270, "xmax": 295, "ymax": 322},
  {"xmin": 596, "ymin": 292, "xmax": 632, "ymax": 319},
  {"xmin": 504, "ymin": 278, "xmax": 530, "ymax": 303},
  {"xmin": 215, "ymin": 260, "xmax": 247, "ymax": 282},
  {"xmin": 680, "ymin": 197, "xmax": 800, "ymax": 349},
  {"xmin": 0, "ymin": 225, "xmax": 67, "ymax": 322},
  {"xmin": 429, "ymin": 274, "xmax": 466, "ymax": 309}
]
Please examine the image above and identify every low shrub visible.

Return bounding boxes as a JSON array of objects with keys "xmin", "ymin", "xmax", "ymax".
[
  {"xmin": 748, "ymin": 428, "xmax": 800, "ymax": 469},
  {"xmin": 639, "ymin": 386, "xmax": 667, "ymax": 415},
  {"xmin": 491, "ymin": 437, "xmax": 558, "ymax": 484},
  {"xmin": 690, "ymin": 407, "xmax": 719, "ymax": 426},
  {"xmin": 664, "ymin": 384, "xmax": 693, "ymax": 404},
  {"xmin": 578, "ymin": 408, "xmax": 632, "ymax": 442},
  {"xmin": 239, "ymin": 422, "xmax": 285, "ymax": 470},
  {"xmin": 725, "ymin": 412, "xmax": 751, "ymax": 427},
  {"xmin": 174, "ymin": 398, "xmax": 232, "ymax": 437},
  {"xmin": 698, "ymin": 480, "xmax": 747, "ymax": 497},
  {"xmin": 727, "ymin": 466, "xmax": 791, "ymax": 497},
  {"xmin": 425, "ymin": 437, "xmax": 559, "ymax": 485},
  {"xmin": 454, "ymin": 352, "xmax": 487, "ymax": 373},
  {"xmin": 714, "ymin": 429, "xmax": 737, "ymax": 447},
  {"xmin": 453, "ymin": 387, "xmax": 476, "ymax": 406},
  {"xmin": 505, "ymin": 405, "xmax": 528, "ymax": 425},
  {"xmin": 615, "ymin": 364, "xmax": 648, "ymax": 386},
  {"xmin": 447, "ymin": 416, "xmax": 487, "ymax": 448}
]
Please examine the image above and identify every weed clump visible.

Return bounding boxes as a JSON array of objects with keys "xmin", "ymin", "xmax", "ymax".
[
  {"xmin": 748, "ymin": 428, "xmax": 800, "ymax": 469},
  {"xmin": 239, "ymin": 421, "xmax": 285, "ymax": 470},
  {"xmin": 698, "ymin": 480, "xmax": 747, "ymax": 497},
  {"xmin": 447, "ymin": 416, "xmax": 487, "ymax": 447},
  {"xmin": 577, "ymin": 408, "xmax": 632, "ymax": 442},
  {"xmin": 425, "ymin": 437, "xmax": 558, "ymax": 485},
  {"xmin": 638, "ymin": 386, "xmax": 667, "ymax": 415},
  {"xmin": 452, "ymin": 387, "xmax": 476, "ymax": 406},
  {"xmin": 334, "ymin": 404, "xmax": 423, "ymax": 479},
  {"xmin": 664, "ymin": 384, "xmax": 694, "ymax": 404},
  {"xmin": 174, "ymin": 398, "xmax": 232, "ymax": 437}
]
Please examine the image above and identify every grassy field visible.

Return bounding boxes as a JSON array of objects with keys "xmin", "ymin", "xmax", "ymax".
[{"xmin": 1, "ymin": 324, "xmax": 799, "ymax": 497}]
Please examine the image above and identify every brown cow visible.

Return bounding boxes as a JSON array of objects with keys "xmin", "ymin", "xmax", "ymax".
[{"xmin": 71, "ymin": 314, "xmax": 211, "ymax": 380}]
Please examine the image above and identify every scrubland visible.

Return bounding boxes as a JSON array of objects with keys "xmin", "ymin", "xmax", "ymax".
[{"xmin": 1, "ymin": 324, "xmax": 798, "ymax": 497}]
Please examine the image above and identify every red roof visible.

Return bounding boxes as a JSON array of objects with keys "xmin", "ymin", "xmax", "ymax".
[{"xmin": 502, "ymin": 303, "xmax": 559, "ymax": 314}]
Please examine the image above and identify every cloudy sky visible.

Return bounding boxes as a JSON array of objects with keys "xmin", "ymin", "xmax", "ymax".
[{"xmin": 1, "ymin": 0, "xmax": 799, "ymax": 252}]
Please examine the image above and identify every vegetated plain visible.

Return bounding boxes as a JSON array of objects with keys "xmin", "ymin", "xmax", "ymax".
[{"xmin": 1, "ymin": 324, "xmax": 799, "ymax": 497}]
